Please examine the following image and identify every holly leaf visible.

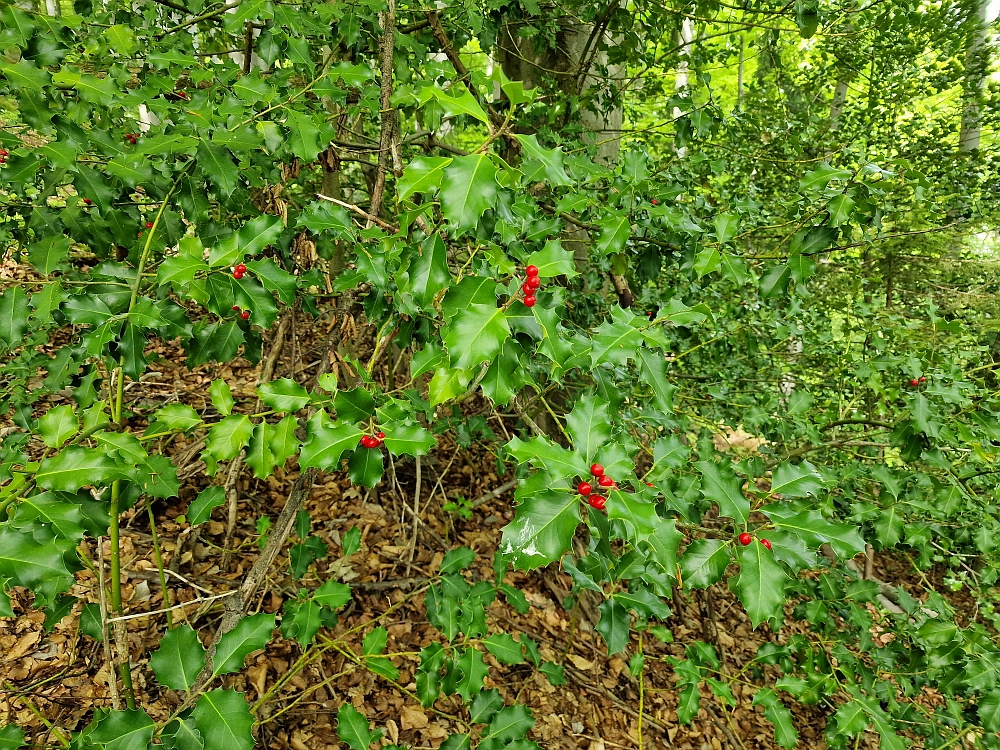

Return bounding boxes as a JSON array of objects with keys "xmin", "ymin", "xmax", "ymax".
[
  {"xmin": 348, "ymin": 446, "xmax": 384, "ymax": 488},
  {"xmin": 38, "ymin": 405, "xmax": 78, "ymax": 449},
  {"xmin": 455, "ymin": 647, "xmax": 490, "ymax": 701},
  {"xmin": 500, "ymin": 490, "xmax": 583, "ymax": 570},
  {"xmin": 258, "ymin": 378, "xmax": 311, "ymax": 412},
  {"xmin": 89, "ymin": 709, "xmax": 155, "ymax": 750},
  {"xmin": 517, "ymin": 134, "xmax": 572, "ymax": 186},
  {"xmin": 209, "ymin": 379, "xmax": 234, "ymax": 416},
  {"xmin": 443, "ymin": 304, "xmax": 510, "ymax": 371},
  {"xmin": 398, "ymin": 156, "xmax": 452, "ymax": 200},
  {"xmin": 245, "ymin": 421, "xmax": 276, "ymax": 479},
  {"xmin": 205, "ymin": 415, "xmax": 254, "ymax": 461},
  {"xmin": 484, "ymin": 633, "xmax": 524, "ymax": 665},
  {"xmin": 237, "ymin": 214, "xmax": 283, "ymax": 256},
  {"xmin": 36, "ymin": 446, "xmax": 125, "ymax": 491},
  {"xmin": 313, "ymin": 579, "xmax": 352, "ymax": 610},
  {"xmin": 680, "ymin": 539, "xmax": 730, "ymax": 589},
  {"xmin": 270, "ymin": 415, "xmax": 301, "ymax": 468},
  {"xmin": 0, "ymin": 725, "xmax": 24, "ymax": 750},
  {"xmin": 439, "ymin": 154, "xmax": 498, "ymax": 233},
  {"xmin": 27, "ymin": 235, "xmax": 70, "ymax": 276},
  {"xmin": 381, "ymin": 423, "xmax": 436, "ymax": 457},
  {"xmin": 0, "ymin": 287, "xmax": 29, "ymax": 351},
  {"xmin": 470, "ymin": 689, "xmax": 504, "ymax": 724},
  {"xmin": 698, "ymin": 460, "xmax": 749, "ymax": 527},
  {"xmin": 150, "ymin": 625, "xmax": 206, "ymax": 691},
  {"xmin": 762, "ymin": 505, "xmax": 866, "ymax": 558},
  {"xmin": 212, "ymin": 613, "xmax": 276, "ymax": 675},
  {"xmin": 594, "ymin": 216, "xmax": 631, "ymax": 256},
  {"xmin": 189, "ymin": 486, "xmax": 226, "ymax": 526},
  {"xmin": 337, "ymin": 704, "xmax": 381, "ymax": 750},
  {"xmin": 731, "ymin": 542, "xmax": 788, "ymax": 627},
  {"xmin": 0, "ymin": 528, "xmax": 75, "ymax": 602},
  {"xmin": 753, "ymin": 689, "xmax": 798, "ymax": 748},
  {"xmin": 770, "ymin": 461, "xmax": 823, "ymax": 497},
  {"xmin": 596, "ymin": 599, "xmax": 630, "ymax": 654},
  {"xmin": 198, "ymin": 143, "xmax": 240, "ymax": 197},
  {"xmin": 482, "ymin": 705, "xmax": 534, "ymax": 746},
  {"xmin": 192, "ymin": 690, "xmax": 255, "ymax": 750},
  {"xmin": 565, "ymin": 395, "xmax": 612, "ymax": 462},
  {"xmin": 299, "ymin": 410, "xmax": 363, "ymax": 470}
]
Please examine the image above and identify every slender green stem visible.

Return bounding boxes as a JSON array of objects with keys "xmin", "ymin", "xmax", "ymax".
[
  {"xmin": 108, "ymin": 480, "xmax": 136, "ymax": 709},
  {"xmin": 145, "ymin": 496, "xmax": 172, "ymax": 629}
]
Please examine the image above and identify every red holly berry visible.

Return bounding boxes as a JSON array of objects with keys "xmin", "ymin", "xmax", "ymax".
[
  {"xmin": 597, "ymin": 475, "xmax": 614, "ymax": 488},
  {"xmin": 82, "ymin": 198, "xmax": 93, "ymax": 205},
  {"xmin": 522, "ymin": 282, "xmax": 534, "ymax": 294},
  {"xmin": 526, "ymin": 276, "xmax": 541, "ymax": 290},
  {"xmin": 590, "ymin": 463, "xmax": 604, "ymax": 477},
  {"xmin": 235, "ymin": 263, "xmax": 247, "ymax": 274},
  {"xmin": 233, "ymin": 271, "xmax": 244, "ymax": 280},
  {"xmin": 589, "ymin": 495, "xmax": 607, "ymax": 511},
  {"xmin": 376, "ymin": 431, "xmax": 386, "ymax": 439},
  {"xmin": 523, "ymin": 295, "xmax": 536, "ymax": 308},
  {"xmin": 910, "ymin": 379, "xmax": 919, "ymax": 386},
  {"xmin": 232, "ymin": 305, "xmax": 240, "ymax": 311},
  {"xmin": 919, "ymin": 376, "xmax": 926, "ymax": 383},
  {"xmin": 525, "ymin": 265, "xmax": 539, "ymax": 277},
  {"xmin": 0, "ymin": 149, "xmax": 8, "ymax": 156},
  {"xmin": 738, "ymin": 532, "xmax": 752, "ymax": 546},
  {"xmin": 651, "ymin": 198, "xmax": 659, "ymax": 205},
  {"xmin": 241, "ymin": 310, "xmax": 250, "ymax": 320},
  {"xmin": 760, "ymin": 538, "xmax": 772, "ymax": 550},
  {"xmin": 577, "ymin": 481, "xmax": 593, "ymax": 497},
  {"xmin": 645, "ymin": 482, "xmax": 655, "ymax": 487},
  {"xmin": 360, "ymin": 436, "xmax": 372, "ymax": 448},
  {"xmin": 145, "ymin": 221, "xmax": 154, "ymax": 229}
]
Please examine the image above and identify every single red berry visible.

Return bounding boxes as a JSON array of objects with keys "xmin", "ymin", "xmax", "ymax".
[
  {"xmin": 376, "ymin": 431, "xmax": 385, "ymax": 439},
  {"xmin": 577, "ymin": 481, "xmax": 593, "ymax": 497},
  {"xmin": 589, "ymin": 495, "xmax": 606, "ymax": 511},
  {"xmin": 909, "ymin": 379, "xmax": 919, "ymax": 386},
  {"xmin": 525, "ymin": 265, "xmax": 539, "ymax": 277},
  {"xmin": 590, "ymin": 463, "xmax": 604, "ymax": 477},
  {"xmin": 232, "ymin": 305, "xmax": 240, "ymax": 311},
  {"xmin": 597, "ymin": 475, "xmax": 614, "ymax": 488},
  {"xmin": 235, "ymin": 263, "xmax": 247, "ymax": 274},
  {"xmin": 145, "ymin": 221, "xmax": 154, "ymax": 229},
  {"xmin": 761, "ymin": 538, "xmax": 772, "ymax": 550},
  {"xmin": 651, "ymin": 198, "xmax": 659, "ymax": 205},
  {"xmin": 645, "ymin": 482, "xmax": 655, "ymax": 487},
  {"xmin": 372, "ymin": 438, "xmax": 383, "ymax": 448},
  {"xmin": 919, "ymin": 376, "xmax": 926, "ymax": 383},
  {"xmin": 83, "ymin": 198, "xmax": 93, "ymax": 205},
  {"xmin": 241, "ymin": 310, "xmax": 250, "ymax": 320},
  {"xmin": 523, "ymin": 295, "xmax": 536, "ymax": 308},
  {"xmin": 522, "ymin": 282, "xmax": 534, "ymax": 294},
  {"xmin": 526, "ymin": 276, "xmax": 541, "ymax": 290},
  {"xmin": 738, "ymin": 532, "xmax": 752, "ymax": 546},
  {"xmin": 233, "ymin": 270, "xmax": 243, "ymax": 280},
  {"xmin": 0, "ymin": 149, "xmax": 8, "ymax": 156}
]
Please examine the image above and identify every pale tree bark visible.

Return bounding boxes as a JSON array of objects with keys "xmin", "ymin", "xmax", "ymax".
[
  {"xmin": 829, "ymin": 80, "xmax": 849, "ymax": 131},
  {"xmin": 673, "ymin": 18, "xmax": 694, "ymax": 157},
  {"xmin": 959, "ymin": 0, "xmax": 990, "ymax": 152}
]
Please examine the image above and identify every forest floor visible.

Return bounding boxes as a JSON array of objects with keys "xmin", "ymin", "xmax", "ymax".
[{"xmin": 0, "ymin": 307, "xmax": 941, "ymax": 750}]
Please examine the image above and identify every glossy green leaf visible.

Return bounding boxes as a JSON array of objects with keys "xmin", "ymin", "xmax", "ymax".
[
  {"xmin": 192, "ymin": 690, "xmax": 255, "ymax": 750},
  {"xmin": 150, "ymin": 625, "xmax": 206, "ymax": 691},
  {"xmin": 212, "ymin": 613, "xmax": 276, "ymax": 675},
  {"xmin": 89, "ymin": 709, "xmax": 155, "ymax": 750},
  {"xmin": 440, "ymin": 155, "xmax": 498, "ymax": 233}
]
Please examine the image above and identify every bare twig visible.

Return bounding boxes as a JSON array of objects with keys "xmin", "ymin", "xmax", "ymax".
[{"xmin": 97, "ymin": 539, "xmax": 121, "ymax": 711}]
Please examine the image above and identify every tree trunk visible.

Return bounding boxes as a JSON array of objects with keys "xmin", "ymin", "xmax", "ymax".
[
  {"xmin": 829, "ymin": 80, "xmax": 849, "ymax": 131},
  {"xmin": 673, "ymin": 18, "xmax": 694, "ymax": 157},
  {"xmin": 959, "ymin": 0, "xmax": 989, "ymax": 152}
]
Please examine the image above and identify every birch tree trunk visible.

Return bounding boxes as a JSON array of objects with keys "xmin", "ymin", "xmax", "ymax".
[{"xmin": 959, "ymin": 0, "xmax": 990, "ymax": 152}]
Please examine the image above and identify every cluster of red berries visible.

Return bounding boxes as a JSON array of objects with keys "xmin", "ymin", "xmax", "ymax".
[
  {"xmin": 231, "ymin": 305, "xmax": 251, "ymax": 320},
  {"xmin": 578, "ymin": 463, "xmax": 616, "ymax": 512},
  {"xmin": 232, "ymin": 263, "xmax": 247, "ymax": 280},
  {"xmin": 359, "ymin": 431, "xmax": 386, "ymax": 449},
  {"xmin": 908, "ymin": 376, "xmax": 927, "ymax": 387},
  {"xmin": 0, "ymin": 148, "xmax": 8, "ymax": 165},
  {"xmin": 738, "ymin": 532, "xmax": 771, "ymax": 550},
  {"xmin": 521, "ymin": 265, "xmax": 541, "ymax": 308},
  {"xmin": 124, "ymin": 133, "xmax": 139, "ymax": 145}
]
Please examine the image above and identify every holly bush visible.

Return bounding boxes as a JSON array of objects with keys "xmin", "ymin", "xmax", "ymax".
[{"xmin": 1, "ymin": 0, "xmax": 999, "ymax": 747}]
